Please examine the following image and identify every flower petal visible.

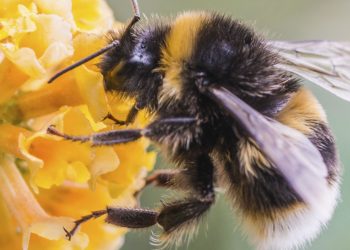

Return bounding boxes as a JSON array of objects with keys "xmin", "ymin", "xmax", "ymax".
[
  {"xmin": 36, "ymin": 182, "xmax": 126, "ymax": 250},
  {"xmin": 71, "ymin": 0, "xmax": 114, "ymax": 33},
  {"xmin": 0, "ymin": 0, "xmax": 31, "ymax": 19},
  {"xmin": 0, "ymin": 198, "xmax": 22, "ymax": 250},
  {"xmin": 74, "ymin": 65, "xmax": 109, "ymax": 121},
  {"xmin": 0, "ymin": 155, "xmax": 89, "ymax": 250},
  {"xmin": 0, "ymin": 3, "xmax": 37, "ymax": 42},
  {"xmin": 19, "ymin": 106, "xmax": 119, "ymax": 190},
  {"xmin": 103, "ymin": 138, "xmax": 156, "ymax": 198},
  {"xmin": 72, "ymin": 32, "xmax": 106, "ymax": 70},
  {"xmin": 0, "ymin": 1, "xmax": 157, "ymax": 249},
  {"xmin": 34, "ymin": 0, "xmax": 76, "ymax": 29},
  {"xmin": 0, "ymin": 43, "xmax": 45, "ymax": 78},
  {"xmin": 39, "ymin": 42, "xmax": 74, "ymax": 70},
  {"xmin": 17, "ymin": 78, "xmax": 84, "ymax": 119},
  {"xmin": 19, "ymin": 13, "xmax": 72, "ymax": 58},
  {"xmin": 0, "ymin": 56, "xmax": 28, "ymax": 104}
]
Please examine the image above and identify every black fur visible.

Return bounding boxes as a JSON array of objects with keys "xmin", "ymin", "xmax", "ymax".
[
  {"xmin": 186, "ymin": 14, "xmax": 299, "ymax": 116},
  {"xmin": 231, "ymin": 156, "xmax": 302, "ymax": 217},
  {"xmin": 308, "ymin": 121, "xmax": 339, "ymax": 184},
  {"xmin": 158, "ymin": 197, "xmax": 214, "ymax": 233}
]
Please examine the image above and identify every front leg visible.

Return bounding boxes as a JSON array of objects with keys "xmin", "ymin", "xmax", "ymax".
[
  {"xmin": 103, "ymin": 102, "xmax": 143, "ymax": 126},
  {"xmin": 144, "ymin": 116, "xmax": 205, "ymax": 156},
  {"xmin": 47, "ymin": 117, "xmax": 197, "ymax": 146}
]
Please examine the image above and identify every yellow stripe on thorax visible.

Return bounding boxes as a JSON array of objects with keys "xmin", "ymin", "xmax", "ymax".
[{"xmin": 158, "ymin": 12, "xmax": 208, "ymax": 102}]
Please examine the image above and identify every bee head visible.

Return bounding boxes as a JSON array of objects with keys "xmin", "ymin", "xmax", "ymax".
[{"xmin": 99, "ymin": 23, "xmax": 169, "ymax": 110}]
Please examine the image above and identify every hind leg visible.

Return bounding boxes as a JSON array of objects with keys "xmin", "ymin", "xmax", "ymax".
[
  {"xmin": 64, "ymin": 155, "xmax": 215, "ymax": 243},
  {"xmin": 134, "ymin": 163, "xmax": 212, "ymax": 198},
  {"xmin": 133, "ymin": 169, "xmax": 180, "ymax": 199},
  {"xmin": 156, "ymin": 155, "xmax": 215, "ymax": 238}
]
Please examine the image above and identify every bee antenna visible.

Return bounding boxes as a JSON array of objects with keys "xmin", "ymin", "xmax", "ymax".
[
  {"xmin": 48, "ymin": 40, "xmax": 120, "ymax": 83},
  {"xmin": 130, "ymin": 0, "xmax": 141, "ymax": 18}
]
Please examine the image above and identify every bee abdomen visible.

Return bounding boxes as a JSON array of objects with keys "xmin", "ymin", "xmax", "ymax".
[{"xmin": 222, "ymin": 88, "xmax": 340, "ymax": 250}]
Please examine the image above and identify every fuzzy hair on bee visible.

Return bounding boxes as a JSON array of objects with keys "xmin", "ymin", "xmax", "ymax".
[{"xmin": 47, "ymin": 0, "xmax": 350, "ymax": 249}]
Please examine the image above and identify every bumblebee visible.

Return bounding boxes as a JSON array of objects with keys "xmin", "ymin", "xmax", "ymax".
[{"xmin": 48, "ymin": 0, "xmax": 349, "ymax": 249}]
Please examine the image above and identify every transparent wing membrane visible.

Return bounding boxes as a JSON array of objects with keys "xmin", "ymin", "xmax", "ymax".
[{"xmin": 269, "ymin": 40, "xmax": 350, "ymax": 102}]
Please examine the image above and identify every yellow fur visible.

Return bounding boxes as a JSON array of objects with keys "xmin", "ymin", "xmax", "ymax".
[
  {"xmin": 239, "ymin": 87, "xmax": 327, "ymax": 177},
  {"xmin": 110, "ymin": 61, "xmax": 124, "ymax": 76},
  {"xmin": 158, "ymin": 12, "xmax": 208, "ymax": 103},
  {"xmin": 238, "ymin": 138, "xmax": 271, "ymax": 177},
  {"xmin": 277, "ymin": 87, "xmax": 327, "ymax": 134},
  {"xmin": 106, "ymin": 60, "xmax": 125, "ymax": 85}
]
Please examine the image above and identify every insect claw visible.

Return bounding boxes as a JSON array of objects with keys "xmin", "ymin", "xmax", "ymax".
[
  {"xmin": 47, "ymin": 125, "xmax": 62, "ymax": 137},
  {"xmin": 63, "ymin": 227, "xmax": 72, "ymax": 241},
  {"xmin": 102, "ymin": 112, "xmax": 127, "ymax": 125},
  {"xmin": 102, "ymin": 112, "xmax": 112, "ymax": 121}
]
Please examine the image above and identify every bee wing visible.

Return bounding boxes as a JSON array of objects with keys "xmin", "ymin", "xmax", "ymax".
[
  {"xmin": 268, "ymin": 40, "xmax": 350, "ymax": 102},
  {"xmin": 207, "ymin": 86, "xmax": 329, "ymax": 210}
]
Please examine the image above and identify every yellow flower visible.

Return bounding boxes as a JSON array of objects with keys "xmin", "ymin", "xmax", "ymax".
[
  {"xmin": 0, "ymin": 1, "xmax": 156, "ymax": 250},
  {"xmin": 0, "ymin": 154, "xmax": 89, "ymax": 250}
]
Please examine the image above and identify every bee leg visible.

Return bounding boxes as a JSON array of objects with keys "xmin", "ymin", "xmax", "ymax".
[
  {"xmin": 144, "ymin": 169, "xmax": 179, "ymax": 188},
  {"xmin": 47, "ymin": 117, "xmax": 196, "ymax": 146},
  {"xmin": 64, "ymin": 208, "xmax": 159, "ymax": 240},
  {"xmin": 125, "ymin": 0, "xmax": 141, "ymax": 32},
  {"xmin": 157, "ymin": 196, "xmax": 214, "ymax": 234},
  {"xmin": 102, "ymin": 195, "xmax": 215, "ymax": 238},
  {"xmin": 107, "ymin": 155, "xmax": 215, "ymax": 236},
  {"xmin": 64, "ymin": 210, "xmax": 107, "ymax": 240},
  {"xmin": 102, "ymin": 113, "xmax": 125, "ymax": 125},
  {"xmin": 47, "ymin": 125, "xmax": 143, "ymax": 146},
  {"xmin": 156, "ymin": 155, "xmax": 215, "ymax": 238},
  {"xmin": 124, "ymin": 103, "xmax": 141, "ymax": 123},
  {"xmin": 134, "ymin": 157, "xmax": 213, "ymax": 198},
  {"xmin": 64, "ymin": 198, "xmax": 215, "ymax": 241},
  {"xmin": 133, "ymin": 169, "xmax": 181, "ymax": 198},
  {"xmin": 64, "ymin": 155, "xmax": 214, "ymax": 241},
  {"xmin": 105, "ymin": 207, "xmax": 158, "ymax": 229},
  {"xmin": 103, "ymin": 102, "xmax": 143, "ymax": 126}
]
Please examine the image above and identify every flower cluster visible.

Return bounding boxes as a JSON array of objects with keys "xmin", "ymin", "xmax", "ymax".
[{"xmin": 0, "ymin": 1, "xmax": 156, "ymax": 249}]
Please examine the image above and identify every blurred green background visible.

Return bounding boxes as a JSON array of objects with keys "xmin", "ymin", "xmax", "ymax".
[{"xmin": 107, "ymin": 1, "xmax": 350, "ymax": 249}]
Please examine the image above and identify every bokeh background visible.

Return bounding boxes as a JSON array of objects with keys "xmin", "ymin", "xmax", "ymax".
[{"xmin": 107, "ymin": 1, "xmax": 350, "ymax": 249}]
